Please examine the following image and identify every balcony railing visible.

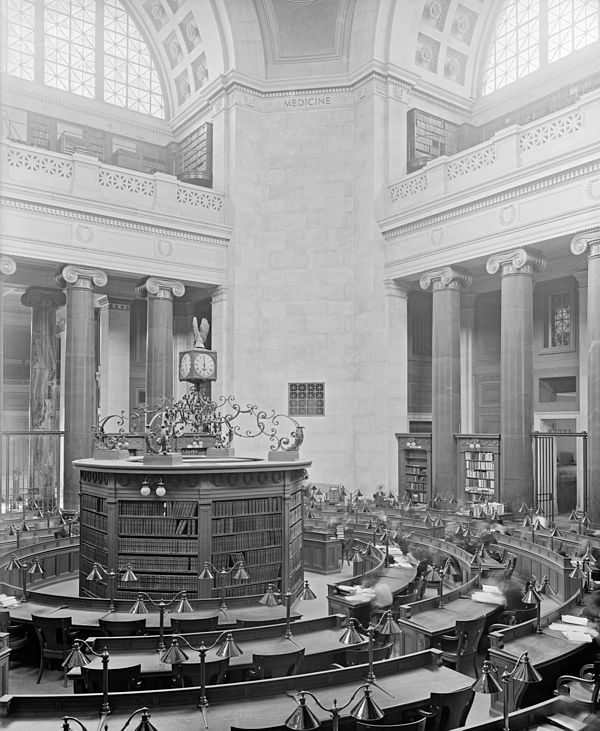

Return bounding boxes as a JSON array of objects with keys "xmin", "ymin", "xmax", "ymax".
[
  {"xmin": 386, "ymin": 88, "xmax": 600, "ymax": 217},
  {"xmin": 1, "ymin": 431, "xmax": 64, "ymax": 514},
  {"xmin": 1, "ymin": 138, "xmax": 224, "ymax": 224}
]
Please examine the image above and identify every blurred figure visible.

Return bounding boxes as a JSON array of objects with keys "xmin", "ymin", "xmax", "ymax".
[{"xmin": 371, "ymin": 581, "xmax": 393, "ymax": 609}]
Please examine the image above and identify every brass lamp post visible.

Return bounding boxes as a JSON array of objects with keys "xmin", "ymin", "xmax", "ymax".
[
  {"xmin": 199, "ymin": 560, "xmax": 249, "ymax": 612},
  {"xmin": 129, "ymin": 590, "xmax": 194, "ymax": 651},
  {"xmin": 85, "ymin": 562, "xmax": 138, "ymax": 612},
  {"xmin": 284, "ymin": 685, "xmax": 384, "ymax": 731},
  {"xmin": 259, "ymin": 580, "xmax": 317, "ymax": 640},
  {"xmin": 338, "ymin": 612, "xmax": 402, "ymax": 686}
]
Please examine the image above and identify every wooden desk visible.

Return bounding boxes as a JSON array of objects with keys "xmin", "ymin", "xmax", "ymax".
[{"xmin": 0, "ymin": 650, "xmax": 473, "ymax": 730}]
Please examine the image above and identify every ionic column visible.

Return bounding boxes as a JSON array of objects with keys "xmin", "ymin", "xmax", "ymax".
[
  {"xmin": 420, "ymin": 266, "xmax": 472, "ymax": 499},
  {"xmin": 56, "ymin": 265, "xmax": 108, "ymax": 510},
  {"xmin": 174, "ymin": 300, "xmax": 196, "ymax": 401},
  {"xmin": 384, "ymin": 279, "xmax": 409, "ymax": 491},
  {"xmin": 460, "ymin": 294, "xmax": 476, "ymax": 435},
  {"xmin": 0, "ymin": 256, "xmax": 17, "ymax": 439},
  {"xmin": 571, "ymin": 230, "xmax": 600, "ymax": 521},
  {"xmin": 574, "ymin": 272, "xmax": 588, "ymax": 512},
  {"xmin": 486, "ymin": 248, "xmax": 546, "ymax": 511},
  {"xmin": 97, "ymin": 297, "xmax": 131, "ymax": 420},
  {"xmin": 135, "ymin": 277, "xmax": 184, "ymax": 407}
]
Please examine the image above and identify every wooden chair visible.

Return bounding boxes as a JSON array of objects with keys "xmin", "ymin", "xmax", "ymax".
[
  {"xmin": 245, "ymin": 647, "xmax": 305, "ymax": 680},
  {"xmin": 489, "ymin": 605, "xmax": 537, "ymax": 629},
  {"xmin": 345, "ymin": 642, "xmax": 393, "ymax": 667},
  {"xmin": 98, "ymin": 617, "xmax": 146, "ymax": 637},
  {"xmin": 81, "ymin": 663, "xmax": 142, "ymax": 693},
  {"xmin": 170, "ymin": 615, "xmax": 220, "ymax": 633},
  {"xmin": 235, "ymin": 616, "xmax": 288, "ymax": 628},
  {"xmin": 0, "ymin": 609, "xmax": 29, "ymax": 657},
  {"xmin": 31, "ymin": 614, "xmax": 77, "ymax": 686},
  {"xmin": 172, "ymin": 657, "xmax": 229, "ymax": 687},
  {"xmin": 555, "ymin": 660, "xmax": 600, "ymax": 712},
  {"xmin": 438, "ymin": 617, "xmax": 486, "ymax": 677},
  {"xmin": 419, "ymin": 687, "xmax": 475, "ymax": 731}
]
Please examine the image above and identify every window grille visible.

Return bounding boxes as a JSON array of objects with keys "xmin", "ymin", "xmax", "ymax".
[{"xmin": 289, "ymin": 383, "xmax": 325, "ymax": 417}]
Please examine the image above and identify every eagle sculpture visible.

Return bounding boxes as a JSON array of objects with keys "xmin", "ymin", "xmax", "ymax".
[{"xmin": 192, "ymin": 316, "xmax": 210, "ymax": 349}]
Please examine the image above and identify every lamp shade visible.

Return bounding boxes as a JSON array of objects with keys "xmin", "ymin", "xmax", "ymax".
[
  {"xmin": 86, "ymin": 563, "xmax": 105, "ymax": 581},
  {"xmin": 338, "ymin": 620, "xmax": 366, "ymax": 645},
  {"xmin": 377, "ymin": 611, "xmax": 402, "ymax": 636},
  {"xmin": 284, "ymin": 692, "xmax": 321, "ymax": 730},
  {"xmin": 537, "ymin": 576, "xmax": 557, "ymax": 597},
  {"xmin": 522, "ymin": 584, "xmax": 541, "ymax": 605},
  {"xmin": 5, "ymin": 554, "xmax": 23, "ymax": 571},
  {"xmin": 121, "ymin": 564, "xmax": 138, "ymax": 583},
  {"xmin": 132, "ymin": 708, "xmax": 159, "ymax": 731},
  {"xmin": 259, "ymin": 585, "xmax": 281, "ymax": 606},
  {"xmin": 424, "ymin": 565, "xmax": 442, "ymax": 583},
  {"xmin": 198, "ymin": 563, "xmax": 214, "ymax": 580},
  {"xmin": 160, "ymin": 638, "xmax": 189, "ymax": 665},
  {"xmin": 28, "ymin": 557, "xmax": 44, "ymax": 575},
  {"xmin": 8, "ymin": 524, "xmax": 17, "ymax": 536},
  {"xmin": 233, "ymin": 563, "xmax": 250, "ymax": 581},
  {"xmin": 351, "ymin": 548, "xmax": 364, "ymax": 564},
  {"xmin": 301, "ymin": 581, "xmax": 317, "ymax": 601},
  {"xmin": 63, "ymin": 641, "xmax": 91, "ymax": 669},
  {"xmin": 21, "ymin": 523, "xmax": 30, "ymax": 532},
  {"xmin": 569, "ymin": 562, "xmax": 586, "ymax": 580},
  {"xmin": 173, "ymin": 592, "xmax": 194, "ymax": 613},
  {"xmin": 510, "ymin": 653, "xmax": 542, "ymax": 684},
  {"xmin": 472, "ymin": 660, "xmax": 503, "ymax": 694},
  {"xmin": 215, "ymin": 633, "xmax": 243, "ymax": 658},
  {"xmin": 130, "ymin": 594, "xmax": 149, "ymax": 614},
  {"xmin": 350, "ymin": 686, "xmax": 385, "ymax": 721}
]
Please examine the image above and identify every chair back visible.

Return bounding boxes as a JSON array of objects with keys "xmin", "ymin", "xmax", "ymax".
[
  {"xmin": 81, "ymin": 663, "xmax": 141, "ymax": 693},
  {"xmin": 426, "ymin": 688, "xmax": 475, "ymax": 731},
  {"xmin": 447, "ymin": 617, "xmax": 485, "ymax": 676},
  {"xmin": 503, "ymin": 555, "xmax": 517, "ymax": 579},
  {"xmin": 236, "ymin": 616, "xmax": 287, "ymax": 628},
  {"xmin": 415, "ymin": 576, "xmax": 428, "ymax": 600},
  {"xmin": 345, "ymin": 642, "xmax": 393, "ymax": 666},
  {"xmin": 513, "ymin": 606, "xmax": 537, "ymax": 624},
  {"xmin": 31, "ymin": 614, "xmax": 73, "ymax": 658},
  {"xmin": 251, "ymin": 648, "xmax": 305, "ymax": 679},
  {"xmin": 173, "ymin": 657, "xmax": 229, "ymax": 687},
  {"xmin": 0, "ymin": 610, "xmax": 10, "ymax": 632},
  {"xmin": 98, "ymin": 617, "xmax": 146, "ymax": 637},
  {"xmin": 357, "ymin": 719, "xmax": 427, "ymax": 731},
  {"xmin": 170, "ymin": 615, "xmax": 220, "ymax": 633}
]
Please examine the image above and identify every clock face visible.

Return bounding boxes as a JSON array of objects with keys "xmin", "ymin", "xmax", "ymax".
[
  {"xmin": 194, "ymin": 352, "xmax": 215, "ymax": 377},
  {"xmin": 180, "ymin": 352, "xmax": 191, "ymax": 378}
]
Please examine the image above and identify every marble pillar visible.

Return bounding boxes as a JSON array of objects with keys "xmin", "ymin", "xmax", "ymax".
[
  {"xmin": 174, "ymin": 300, "xmax": 196, "ymax": 402},
  {"xmin": 460, "ymin": 294, "xmax": 476, "ymax": 435},
  {"xmin": 384, "ymin": 279, "xmax": 409, "ymax": 491},
  {"xmin": 486, "ymin": 248, "xmax": 546, "ymax": 512},
  {"xmin": 56, "ymin": 265, "xmax": 108, "ymax": 510},
  {"xmin": 211, "ymin": 285, "xmax": 228, "ymax": 397},
  {"xmin": 98, "ymin": 297, "xmax": 131, "ymax": 421},
  {"xmin": 570, "ymin": 230, "xmax": 600, "ymax": 522},
  {"xmin": 420, "ymin": 266, "xmax": 472, "ymax": 499},
  {"xmin": 20, "ymin": 288, "xmax": 65, "ymax": 510},
  {"xmin": 135, "ymin": 277, "xmax": 185, "ymax": 408}
]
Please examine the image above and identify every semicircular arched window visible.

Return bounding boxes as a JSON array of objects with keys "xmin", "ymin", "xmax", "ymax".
[
  {"xmin": 482, "ymin": 0, "xmax": 599, "ymax": 95},
  {"xmin": 2, "ymin": 0, "xmax": 165, "ymax": 118}
]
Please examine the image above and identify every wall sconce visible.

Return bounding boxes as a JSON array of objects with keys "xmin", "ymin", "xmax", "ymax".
[
  {"xmin": 468, "ymin": 442, "xmax": 481, "ymax": 449},
  {"xmin": 140, "ymin": 476, "xmax": 166, "ymax": 497},
  {"xmin": 406, "ymin": 440, "xmax": 418, "ymax": 448}
]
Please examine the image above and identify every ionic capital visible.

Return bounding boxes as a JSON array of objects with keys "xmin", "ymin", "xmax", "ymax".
[
  {"xmin": 135, "ymin": 277, "xmax": 185, "ymax": 300},
  {"xmin": 55, "ymin": 265, "xmax": 108, "ymax": 290},
  {"xmin": 486, "ymin": 248, "xmax": 547, "ymax": 277},
  {"xmin": 21, "ymin": 287, "xmax": 65, "ymax": 310},
  {"xmin": 420, "ymin": 266, "xmax": 472, "ymax": 292},
  {"xmin": 0, "ymin": 255, "xmax": 17, "ymax": 278},
  {"xmin": 570, "ymin": 229, "xmax": 600, "ymax": 260}
]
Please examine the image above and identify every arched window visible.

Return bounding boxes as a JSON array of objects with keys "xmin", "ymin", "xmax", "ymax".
[
  {"xmin": 482, "ymin": 0, "xmax": 599, "ymax": 95},
  {"xmin": 2, "ymin": 0, "xmax": 164, "ymax": 118}
]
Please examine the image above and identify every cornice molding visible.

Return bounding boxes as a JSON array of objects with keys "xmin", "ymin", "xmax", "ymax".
[
  {"xmin": 0, "ymin": 197, "xmax": 229, "ymax": 248},
  {"xmin": 381, "ymin": 159, "xmax": 600, "ymax": 240}
]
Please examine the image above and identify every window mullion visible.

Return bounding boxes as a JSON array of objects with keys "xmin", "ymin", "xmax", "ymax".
[{"xmin": 96, "ymin": 0, "xmax": 104, "ymax": 102}]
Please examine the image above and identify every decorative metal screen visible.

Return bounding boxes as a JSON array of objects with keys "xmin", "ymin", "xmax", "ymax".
[
  {"xmin": 549, "ymin": 291, "xmax": 571, "ymax": 348},
  {"xmin": 288, "ymin": 383, "xmax": 324, "ymax": 417}
]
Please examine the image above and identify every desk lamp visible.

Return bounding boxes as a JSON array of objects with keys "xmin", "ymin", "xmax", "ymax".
[
  {"xmin": 284, "ymin": 685, "xmax": 384, "ymax": 731},
  {"xmin": 86, "ymin": 562, "xmax": 138, "ymax": 611},
  {"xmin": 521, "ymin": 581, "xmax": 543, "ymax": 633},
  {"xmin": 63, "ymin": 640, "xmax": 111, "ymax": 715},
  {"xmin": 473, "ymin": 654, "xmax": 541, "ymax": 731},
  {"xmin": 569, "ymin": 561, "xmax": 587, "ymax": 604},
  {"xmin": 129, "ymin": 590, "xmax": 194, "ymax": 651},
  {"xmin": 61, "ymin": 706, "xmax": 158, "ymax": 731},
  {"xmin": 258, "ymin": 580, "xmax": 316, "ymax": 641},
  {"xmin": 161, "ymin": 631, "xmax": 242, "ymax": 728},
  {"xmin": 199, "ymin": 560, "xmax": 249, "ymax": 612},
  {"xmin": 423, "ymin": 564, "xmax": 445, "ymax": 607},
  {"xmin": 339, "ymin": 612, "xmax": 402, "ymax": 685}
]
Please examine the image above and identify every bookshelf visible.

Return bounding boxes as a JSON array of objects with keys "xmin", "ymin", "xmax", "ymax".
[
  {"xmin": 177, "ymin": 122, "xmax": 213, "ymax": 187},
  {"xmin": 395, "ymin": 433, "xmax": 432, "ymax": 504},
  {"xmin": 456, "ymin": 434, "xmax": 501, "ymax": 507},
  {"xmin": 407, "ymin": 108, "xmax": 458, "ymax": 172},
  {"xmin": 78, "ymin": 462, "xmax": 307, "ymax": 601}
]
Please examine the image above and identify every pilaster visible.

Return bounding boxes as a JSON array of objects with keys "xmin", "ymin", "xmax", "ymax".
[
  {"xmin": 0, "ymin": 256, "xmax": 17, "ymax": 447},
  {"xmin": 420, "ymin": 266, "xmax": 472, "ymax": 499},
  {"xmin": 486, "ymin": 248, "xmax": 547, "ymax": 511},
  {"xmin": 97, "ymin": 296, "xmax": 132, "ymax": 422},
  {"xmin": 460, "ymin": 293, "xmax": 477, "ymax": 435},
  {"xmin": 570, "ymin": 229, "xmax": 600, "ymax": 521},
  {"xmin": 211, "ymin": 285, "xmax": 228, "ymax": 397}
]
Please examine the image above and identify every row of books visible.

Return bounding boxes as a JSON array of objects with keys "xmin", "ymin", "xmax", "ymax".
[
  {"xmin": 80, "ymin": 544, "xmax": 108, "ymax": 566},
  {"xmin": 118, "ymin": 537, "xmax": 197, "ymax": 553},
  {"xmin": 466, "ymin": 468, "xmax": 495, "ymax": 477},
  {"xmin": 212, "ymin": 529, "xmax": 281, "ymax": 552},
  {"xmin": 289, "ymin": 519, "xmax": 303, "ymax": 542},
  {"xmin": 81, "ymin": 509, "xmax": 107, "ymax": 532},
  {"xmin": 80, "ymin": 525, "xmax": 108, "ymax": 548},
  {"xmin": 466, "ymin": 479, "xmax": 496, "ymax": 488},
  {"xmin": 405, "ymin": 466, "xmax": 427, "ymax": 474},
  {"xmin": 207, "ymin": 562, "xmax": 280, "ymax": 590},
  {"xmin": 290, "ymin": 489, "xmax": 304, "ymax": 507},
  {"xmin": 119, "ymin": 500, "xmax": 198, "ymax": 517},
  {"xmin": 81, "ymin": 494, "xmax": 107, "ymax": 513},
  {"xmin": 464, "ymin": 452, "xmax": 495, "ymax": 461},
  {"xmin": 119, "ymin": 554, "xmax": 198, "ymax": 572},
  {"xmin": 219, "ymin": 580, "xmax": 279, "ymax": 598},
  {"xmin": 212, "ymin": 497, "xmax": 283, "ymax": 516},
  {"xmin": 118, "ymin": 517, "xmax": 198, "ymax": 535},
  {"xmin": 119, "ymin": 574, "xmax": 198, "ymax": 591},
  {"xmin": 211, "ymin": 545, "xmax": 283, "ymax": 567},
  {"xmin": 465, "ymin": 486, "xmax": 495, "ymax": 493},
  {"xmin": 212, "ymin": 514, "xmax": 282, "ymax": 533}
]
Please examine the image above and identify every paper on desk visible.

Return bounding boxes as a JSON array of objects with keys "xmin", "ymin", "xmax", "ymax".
[
  {"xmin": 481, "ymin": 584, "xmax": 503, "ymax": 594},
  {"xmin": 471, "ymin": 591, "xmax": 506, "ymax": 604},
  {"xmin": 0, "ymin": 595, "xmax": 19, "ymax": 607},
  {"xmin": 549, "ymin": 622, "xmax": 598, "ymax": 636},
  {"xmin": 562, "ymin": 631, "xmax": 593, "ymax": 642},
  {"xmin": 561, "ymin": 615, "xmax": 589, "ymax": 625},
  {"xmin": 547, "ymin": 713, "xmax": 591, "ymax": 731}
]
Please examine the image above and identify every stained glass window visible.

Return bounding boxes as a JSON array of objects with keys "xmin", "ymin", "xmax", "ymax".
[
  {"xmin": 549, "ymin": 291, "xmax": 571, "ymax": 348},
  {"xmin": 482, "ymin": 0, "xmax": 599, "ymax": 94},
  {"xmin": 1, "ymin": 0, "xmax": 165, "ymax": 118}
]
